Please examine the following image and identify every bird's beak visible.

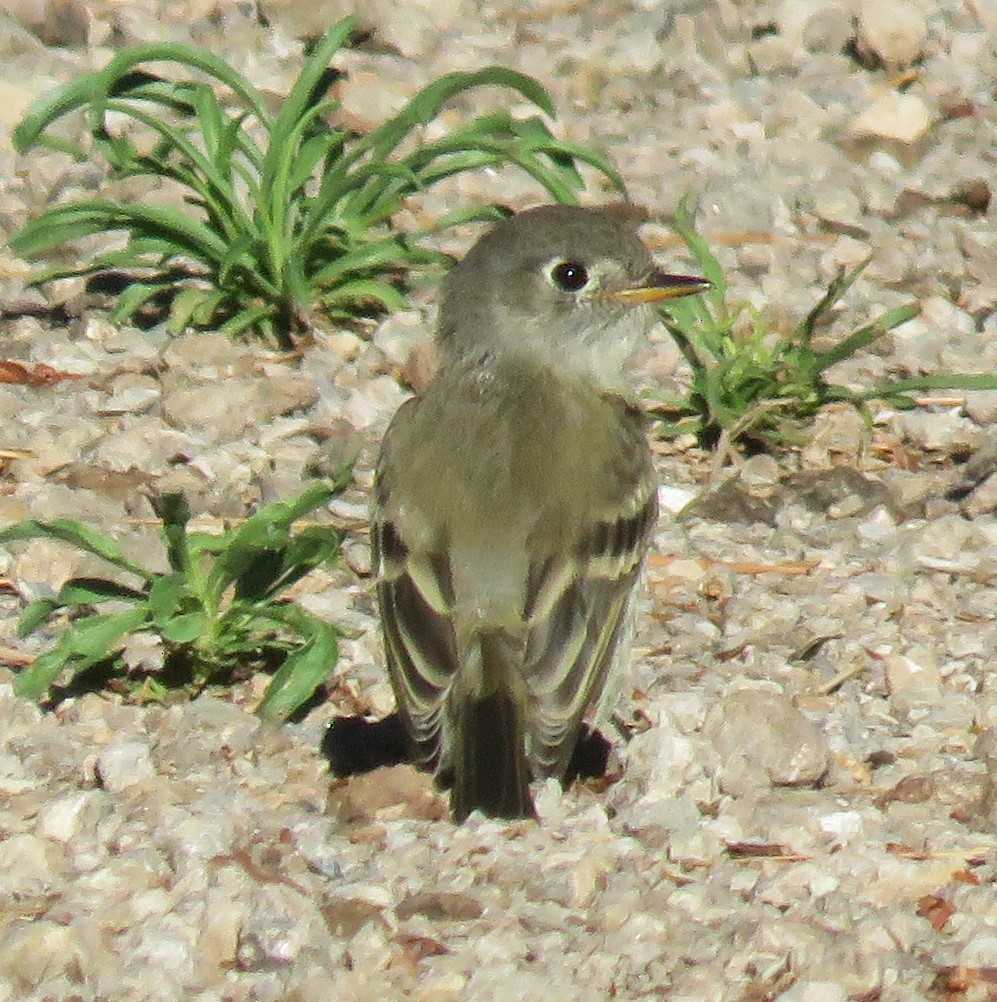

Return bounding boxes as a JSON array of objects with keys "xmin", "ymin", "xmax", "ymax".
[{"xmin": 606, "ymin": 270, "xmax": 710, "ymax": 306}]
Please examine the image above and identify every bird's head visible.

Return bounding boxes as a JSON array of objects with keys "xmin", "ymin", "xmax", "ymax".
[{"xmin": 437, "ymin": 204, "xmax": 708, "ymax": 388}]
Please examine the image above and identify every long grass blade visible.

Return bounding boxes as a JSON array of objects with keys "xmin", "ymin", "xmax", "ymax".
[
  {"xmin": 812, "ymin": 304, "xmax": 920, "ymax": 368},
  {"xmin": 363, "ymin": 67, "xmax": 557, "ymax": 162},
  {"xmin": 795, "ymin": 257, "xmax": 870, "ymax": 345},
  {"xmin": 264, "ymin": 18, "xmax": 353, "ymax": 182},
  {"xmin": 859, "ymin": 373, "xmax": 997, "ymax": 399},
  {"xmin": 0, "ymin": 520, "xmax": 150, "ymax": 577}
]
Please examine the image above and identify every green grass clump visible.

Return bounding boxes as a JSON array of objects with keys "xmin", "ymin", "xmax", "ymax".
[
  {"xmin": 10, "ymin": 17, "xmax": 624, "ymax": 347},
  {"xmin": 0, "ymin": 482, "xmax": 344, "ymax": 722},
  {"xmin": 657, "ymin": 201, "xmax": 997, "ymax": 451}
]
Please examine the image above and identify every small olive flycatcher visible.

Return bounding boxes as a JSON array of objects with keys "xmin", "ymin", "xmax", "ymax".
[{"xmin": 373, "ymin": 204, "xmax": 707, "ymax": 821}]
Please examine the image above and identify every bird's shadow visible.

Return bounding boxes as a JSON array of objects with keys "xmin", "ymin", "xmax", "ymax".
[
  {"xmin": 321, "ymin": 712, "xmax": 612, "ymax": 786},
  {"xmin": 321, "ymin": 713, "xmax": 411, "ymax": 776}
]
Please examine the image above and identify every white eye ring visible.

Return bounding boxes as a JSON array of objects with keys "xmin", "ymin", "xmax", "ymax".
[{"xmin": 547, "ymin": 259, "xmax": 590, "ymax": 293}]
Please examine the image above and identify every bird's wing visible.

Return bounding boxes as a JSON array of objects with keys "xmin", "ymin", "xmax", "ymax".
[
  {"xmin": 372, "ymin": 412, "xmax": 460, "ymax": 772},
  {"xmin": 522, "ymin": 486, "xmax": 657, "ymax": 779}
]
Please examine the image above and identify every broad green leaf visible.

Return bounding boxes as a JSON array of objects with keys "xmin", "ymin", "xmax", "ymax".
[
  {"xmin": 63, "ymin": 607, "xmax": 150, "ymax": 659},
  {"xmin": 308, "ymin": 234, "xmax": 411, "ymax": 286},
  {"xmin": 97, "ymin": 99, "xmax": 250, "ymax": 238},
  {"xmin": 185, "ymin": 530, "xmax": 232, "ymax": 558},
  {"xmin": 288, "ymin": 128, "xmax": 347, "ymax": 195},
  {"xmin": 161, "ymin": 611, "xmax": 209, "ymax": 643},
  {"xmin": 407, "ymin": 111, "xmax": 516, "ymax": 155},
  {"xmin": 96, "ymin": 42, "xmax": 271, "ymax": 124},
  {"xmin": 671, "ymin": 199, "xmax": 728, "ymax": 298},
  {"xmin": 13, "ymin": 607, "xmax": 150, "ymax": 701},
  {"xmin": 206, "ymin": 482, "xmax": 336, "ymax": 596},
  {"xmin": 86, "ymin": 238, "xmax": 187, "ymax": 267},
  {"xmin": 190, "ymin": 81, "xmax": 227, "ymax": 159},
  {"xmin": 232, "ymin": 549, "xmax": 285, "ymax": 602},
  {"xmin": 266, "ymin": 19, "xmax": 353, "ymax": 165},
  {"xmin": 167, "ymin": 286, "xmax": 226, "ymax": 333},
  {"xmin": 147, "ymin": 573, "xmax": 186, "ymax": 626},
  {"xmin": 256, "ymin": 613, "xmax": 339, "ymax": 722},
  {"xmin": 13, "ymin": 42, "xmax": 268, "ymax": 161},
  {"xmin": 11, "ymin": 199, "xmax": 229, "ymax": 263},
  {"xmin": 17, "ymin": 598, "xmax": 60, "ymax": 637},
  {"xmin": 497, "ymin": 145, "xmax": 581, "ymax": 204},
  {"xmin": 13, "ymin": 647, "xmax": 75, "ymax": 701},
  {"xmin": 217, "ymin": 305, "xmax": 279, "ymax": 339},
  {"xmin": 365, "ymin": 67, "xmax": 557, "ymax": 162},
  {"xmin": 239, "ymin": 525, "xmax": 341, "ymax": 601},
  {"xmin": 271, "ymin": 526, "xmax": 340, "ymax": 593},
  {"xmin": 13, "ymin": 71, "xmax": 109, "ymax": 154},
  {"xmin": 216, "ymin": 232, "xmax": 260, "ymax": 288},
  {"xmin": 10, "ymin": 206, "xmax": 128, "ymax": 257},
  {"xmin": 522, "ymin": 134, "xmax": 626, "ymax": 195},
  {"xmin": 56, "ymin": 577, "xmax": 148, "ymax": 606},
  {"xmin": 255, "ymin": 482, "xmax": 337, "ymax": 528},
  {"xmin": 413, "ymin": 149, "xmax": 511, "ymax": 187},
  {"xmin": 337, "ymin": 164, "xmax": 422, "ymax": 224},
  {"xmin": 261, "ymin": 102, "xmax": 344, "ymax": 266}
]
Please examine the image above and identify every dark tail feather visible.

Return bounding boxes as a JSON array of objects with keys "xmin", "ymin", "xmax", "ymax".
[{"xmin": 450, "ymin": 633, "xmax": 535, "ymax": 823}]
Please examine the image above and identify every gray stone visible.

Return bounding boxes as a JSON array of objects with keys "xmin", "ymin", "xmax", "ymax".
[{"xmin": 702, "ymin": 688, "xmax": 830, "ymax": 795}]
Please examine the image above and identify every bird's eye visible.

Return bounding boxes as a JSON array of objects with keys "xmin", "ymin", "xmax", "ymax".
[{"xmin": 550, "ymin": 261, "xmax": 590, "ymax": 293}]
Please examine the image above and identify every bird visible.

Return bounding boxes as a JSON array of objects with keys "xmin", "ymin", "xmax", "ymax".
[{"xmin": 372, "ymin": 204, "xmax": 708, "ymax": 822}]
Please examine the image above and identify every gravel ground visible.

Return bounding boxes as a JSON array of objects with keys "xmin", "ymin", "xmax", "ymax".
[{"xmin": 0, "ymin": 1, "xmax": 996, "ymax": 999}]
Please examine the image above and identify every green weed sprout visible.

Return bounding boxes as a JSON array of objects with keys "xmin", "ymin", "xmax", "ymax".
[
  {"xmin": 0, "ymin": 482, "xmax": 343, "ymax": 722},
  {"xmin": 10, "ymin": 17, "xmax": 624, "ymax": 346},
  {"xmin": 657, "ymin": 201, "xmax": 997, "ymax": 450}
]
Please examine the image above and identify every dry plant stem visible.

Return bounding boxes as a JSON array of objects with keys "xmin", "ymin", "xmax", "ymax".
[
  {"xmin": 815, "ymin": 661, "xmax": 868, "ymax": 696},
  {"xmin": 709, "ymin": 399, "xmax": 796, "ymax": 479}
]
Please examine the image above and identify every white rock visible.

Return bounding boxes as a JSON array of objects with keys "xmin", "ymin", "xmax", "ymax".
[
  {"xmin": 624, "ymin": 710, "xmax": 701, "ymax": 802},
  {"xmin": 372, "ymin": 310, "xmax": 428, "ymax": 367},
  {"xmin": 98, "ymin": 376, "xmax": 161, "ymax": 415},
  {"xmin": 0, "ymin": 79, "xmax": 49, "ymax": 140},
  {"xmin": 884, "ymin": 652, "xmax": 941, "ymax": 695},
  {"xmin": 857, "ymin": 1, "xmax": 929, "ymax": 65},
  {"xmin": 96, "ymin": 740, "xmax": 156, "ymax": 792},
  {"xmin": 801, "ymin": 3, "xmax": 853, "ymax": 53},
  {"xmin": 369, "ymin": 0, "xmax": 465, "ymax": 59},
  {"xmin": 0, "ymin": 921, "xmax": 85, "ymax": 988},
  {"xmin": 813, "ymin": 187, "xmax": 862, "ymax": 226},
  {"xmin": 779, "ymin": 982, "xmax": 848, "ymax": 1002},
  {"xmin": 38, "ymin": 790, "xmax": 97, "ymax": 842},
  {"xmin": 0, "ymin": 833, "xmax": 55, "ymax": 897},
  {"xmin": 657, "ymin": 484, "xmax": 698, "ymax": 513},
  {"xmin": 852, "ymin": 91, "xmax": 933, "ymax": 143},
  {"xmin": 335, "ymin": 65, "xmax": 413, "ymax": 127},
  {"xmin": 963, "ymin": 391, "xmax": 997, "ymax": 425},
  {"xmin": 93, "ymin": 416, "xmax": 195, "ymax": 474},
  {"xmin": 960, "ymin": 935, "xmax": 997, "ymax": 967},
  {"xmin": 818, "ymin": 810, "xmax": 864, "ymax": 845},
  {"xmin": 342, "ymin": 375, "xmax": 408, "ymax": 430}
]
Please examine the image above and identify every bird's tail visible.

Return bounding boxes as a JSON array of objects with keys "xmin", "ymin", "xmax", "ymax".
[{"xmin": 450, "ymin": 630, "xmax": 536, "ymax": 823}]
